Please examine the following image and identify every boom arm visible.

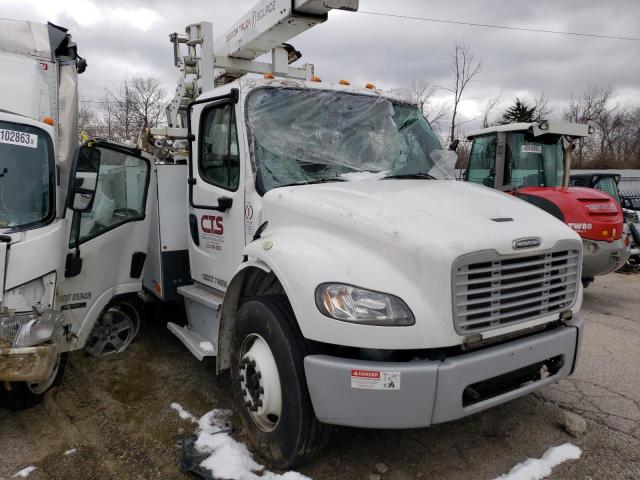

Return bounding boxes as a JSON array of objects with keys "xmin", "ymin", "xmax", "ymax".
[{"xmin": 161, "ymin": 0, "xmax": 358, "ymax": 129}]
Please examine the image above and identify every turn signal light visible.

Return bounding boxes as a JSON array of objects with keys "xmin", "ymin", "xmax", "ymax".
[
  {"xmin": 263, "ymin": 73, "xmax": 274, "ymax": 79},
  {"xmin": 365, "ymin": 83, "xmax": 376, "ymax": 89},
  {"xmin": 602, "ymin": 230, "xmax": 608, "ymax": 237},
  {"xmin": 310, "ymin": 75, "xmax": 322, "ymax": 82},
  {"xmin": 338, "ymin": 79, "xmax": 350, "ymax": 85},
  {"xmin": 43, "ymin": 116, "xmax": 54, "ymax": 125}
]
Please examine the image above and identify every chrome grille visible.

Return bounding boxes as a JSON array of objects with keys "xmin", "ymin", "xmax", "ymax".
[{"xmin": 453, "ymin": 242, "xmax": 581, "ymax": 334}]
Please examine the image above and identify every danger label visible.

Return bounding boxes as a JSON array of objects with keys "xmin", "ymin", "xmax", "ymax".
[{"xmin": 350, "ymin": 369, "xmax": 401, "ymax": 390}]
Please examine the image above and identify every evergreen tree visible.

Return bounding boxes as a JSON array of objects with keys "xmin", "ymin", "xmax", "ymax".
[{"xmin": 500, "ymin": 98, "xmax": 537, "ymax": 124}]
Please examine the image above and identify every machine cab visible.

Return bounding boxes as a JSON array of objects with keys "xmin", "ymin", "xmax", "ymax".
[{"xmin": 465, "ymin": 122, "xmax": 589, "ymax": 190}]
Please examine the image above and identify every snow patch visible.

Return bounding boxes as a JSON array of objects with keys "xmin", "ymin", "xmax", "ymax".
[
  {"xmin": 171, "ymin": 402, "xmax": 198, "ymax": 423},
  {"xmin": 64, "ymin": 448, "xmax": 77, "ymax": 456},
  {"xmin": 172, "ymin": 407, "xmax": 311, "ymax": 480},
  {"xmin": 493, "ymin": 443, "xmax": 582, "ymax": 480},
  {"xmin": 199, "ymin": 341, "xmax": 215, "ymax": 353},
  {"xmin": 339, "ymin": 171, "xmax": 388, "ymax": 182},
  {"xmin": 13, "ymin": 466, "xmax": 37, "ymax": 478}
]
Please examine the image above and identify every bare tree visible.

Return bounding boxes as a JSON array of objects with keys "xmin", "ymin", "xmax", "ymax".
[
  {"xmin": 101, "ymin": 78, "xmax": 138, "ymax": 141},
  {"xmin": 131, "ymin": 77, "xmax": 166, "ymax": 129},
  {"xmin": 563, "ymin": 86, "xmax": 613, "ymax": 167},
  {"xmin": 78, "ymin": 101, "xmax": 100, "ymax": 138},
  {"xmin": 444, "ymin": 43, "xmax": 482, "ymax": 144},
  {"xmin": 411, "ymin": 80, "xmax": 449, "ymax": 131},
  {"xmin": 532, "ymin": 91, "xmax": 556, "ymax": 121},
  {"xmin": 94, "ymin": 77, "xmax": 167, "ymax": 141},
  {"xmin": 480, "ymin": 94, "xmax": 502, "ymax": 128}
]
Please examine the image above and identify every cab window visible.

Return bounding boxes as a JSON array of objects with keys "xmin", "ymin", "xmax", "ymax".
[
  {"xmin": 71, "ymin": 148, "xmax": 149, "ymax": 244},
  {"xmin": 199, "ymin": 103, "xmax": 239, "ymax": 191},
  {"xmin": 504, "ymin": 133, "xmax": 565, "ymax": 188},
  {"xmin": 467, "ymin": 134, "xmax": 497, "ymax": 187}
]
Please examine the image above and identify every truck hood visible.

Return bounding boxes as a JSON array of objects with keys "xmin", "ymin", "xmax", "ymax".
[
  {"xmin": 255, "ymin": 179, "xmax": 583, "ymax": 350},
  {"xmin": 263, "ymin": 179, "xmax": 579, "ymax": 257}
]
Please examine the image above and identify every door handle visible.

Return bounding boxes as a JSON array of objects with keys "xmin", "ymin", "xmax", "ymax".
[{"xmin": 216, "ymin": 197, "xmax": 233, "ymax": 212}]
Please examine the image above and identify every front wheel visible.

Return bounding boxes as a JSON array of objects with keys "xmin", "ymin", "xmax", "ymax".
[
  {"xmin": 0, "ymin": 353, "xmax": 68, "ymax": 411},
  {"xmin": 230, "ymin": 296, "xmax": 330, "ymax": 468}
]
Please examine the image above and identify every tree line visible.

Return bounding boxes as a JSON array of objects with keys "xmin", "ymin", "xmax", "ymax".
[
  {"xmin": 79, "ymin": 77, "xmax": 166, "ymax": 142},
  {"xmin": 412, "ymin": 44, "xmax": 640, "ymax": 170},
  {"xmin": 80, "ymin": 49, "xmax": 640, "ymax": 170}
]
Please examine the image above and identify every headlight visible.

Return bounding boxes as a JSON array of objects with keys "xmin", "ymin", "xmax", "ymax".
[
  {"xmin": 1, "ymin": 313, "xmax": 38, "ymax": 341},
  {"xmin": 315, "ymin": 283, "xmax": 414, "ymax": 326},
  {"xmin": 0, "ymin": 310, "xmax": 60, "ymax": 348}
]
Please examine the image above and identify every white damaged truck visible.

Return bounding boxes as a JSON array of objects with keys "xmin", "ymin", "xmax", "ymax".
[
  {"xmin": 0, "ymin": 20, "xmax": 153, "ymax": 409},
  {"xmin": 142, "ymin": 0, "xmax": 586, "ymax": 467}
]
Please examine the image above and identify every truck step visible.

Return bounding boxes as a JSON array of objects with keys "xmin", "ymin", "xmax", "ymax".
[
  {"xmin": 167, "ymin": 322, "xmax": 217, "ymax": 361},
  {"xmin": 177, "ymin": 283, "xmax": 223, "ymax": 311}
]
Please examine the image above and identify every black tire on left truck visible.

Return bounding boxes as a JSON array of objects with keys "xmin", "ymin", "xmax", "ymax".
[
  {"xmin": 230, "ymin": 296, "xmax": 331, "ymax": 468},
  {"xmin": 0, "ymin": 353, "xmax": 68, "ymax": 411}
]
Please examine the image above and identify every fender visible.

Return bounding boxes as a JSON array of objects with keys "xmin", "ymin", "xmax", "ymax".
[
  {"xmin": 60, "ymin": 283, "xmax": 141, "ymax": 351},
  {"xmin": 218, "ymin": 258, "xmax": 272, "ymax": 373},
  {"xmin": 220, "ymin": 228, "xmax": 451, "ymax": 355}
]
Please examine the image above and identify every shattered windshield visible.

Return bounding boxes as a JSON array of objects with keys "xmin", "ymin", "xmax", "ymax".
[
  {"xmin": 245, "ymin": 88, "xmax": 452, "ymax": 192},
  {"xmin": 0, "ymin": 121, "xmax": 54, "ymax": 229}
]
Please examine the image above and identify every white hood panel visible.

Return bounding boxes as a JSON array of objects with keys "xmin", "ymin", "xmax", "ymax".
[{"xmin": 264, "ymin": 179, "xmax": 579, "ymax": 258}]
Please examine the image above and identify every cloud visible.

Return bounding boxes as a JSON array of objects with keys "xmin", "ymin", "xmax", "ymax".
[
  {"xmin": 1, "ymin": 0, "xmax": 638, "ymax": 134},
  {"xmin": 9, "ymin": 0, "xmax": 163, "ymax": 31}
]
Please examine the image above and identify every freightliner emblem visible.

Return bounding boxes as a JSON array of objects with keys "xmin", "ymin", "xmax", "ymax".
[{"xmin": 512, "ymin": 237, "xmax": 542, "ymax": 249}]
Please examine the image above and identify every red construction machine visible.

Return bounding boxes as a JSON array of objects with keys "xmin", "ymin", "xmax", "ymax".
[{"xmin": 465, "ymin": 121, "xmax": 629, "ymax": 286}]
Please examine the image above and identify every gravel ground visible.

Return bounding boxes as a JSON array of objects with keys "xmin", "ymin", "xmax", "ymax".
[{"xmin": 1, "ymin": 274, "xmax": 639, "ymax": 480}]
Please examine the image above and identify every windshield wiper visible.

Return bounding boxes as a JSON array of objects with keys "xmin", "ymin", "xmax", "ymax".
[
  {"xmin": 383, "ymin": 173, "xmax": 435, "ymax": 180},
  {"xmin": 275, "ymin": 178, "xmax": 348, "ymax": 188}
]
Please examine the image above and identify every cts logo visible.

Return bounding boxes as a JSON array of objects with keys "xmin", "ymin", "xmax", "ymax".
[{"xmin": 201, "ymin": 215, "xmax": 224, "ymax": 235}]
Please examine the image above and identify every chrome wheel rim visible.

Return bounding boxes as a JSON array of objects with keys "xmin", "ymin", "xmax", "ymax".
[
  {"xmin": 238, "ymin": 334, "xmax": 282, "ymax": 432},
  {"xmin": 84, "ymin": 305, "xmax": 139, "ymax": 357}
]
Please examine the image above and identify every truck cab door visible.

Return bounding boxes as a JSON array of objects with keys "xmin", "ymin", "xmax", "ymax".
[
  {"xmin": 59, "ymin": 141, "xmax": 153, "ymax": 351},
  {"xmin": 187, "ymin": 92, "xmax": 244, "ymax": 291}
]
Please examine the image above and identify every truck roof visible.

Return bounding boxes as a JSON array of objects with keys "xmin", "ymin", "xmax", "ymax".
[
  {"xmin": 0, "ymin": 19, "xmax": 71, "ymax": 61},
  {"xmin": 467, "ymin": 121, "xmax": 591, "ymax": 140},
  {"xmin": 199, "ymin": 76, "xmax": 415, "ymax": 105}
]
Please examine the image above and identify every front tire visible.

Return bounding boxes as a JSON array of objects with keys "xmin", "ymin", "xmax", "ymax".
[
  {"xmin": 0, "ymin": 353, "xmax": 68, "ymax": 411},
  {"xmin": 230, "ymin": 296, "xmax": 330, "ymax": 468}
]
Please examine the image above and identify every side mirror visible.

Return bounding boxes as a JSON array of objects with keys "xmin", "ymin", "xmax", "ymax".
[
  {"xmin": 448, "ymin": 139, "xmax": 460, "ymax": 151},
  {"xmin": 68, "ymin": 145, "xmax": 101, "ymax": 212}
]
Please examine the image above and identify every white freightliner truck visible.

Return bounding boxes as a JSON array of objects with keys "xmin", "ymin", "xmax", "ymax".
[
  {"xmin": 0, "ymin": 20, "xmax": 153, "ymax": 409},
  {"xmin": 137, "ymin": 0, "xmax": 586, "ymax": 467},
  {"xmin": 1, "ymin": 1, "xmax": 586, "ymax": 468}
]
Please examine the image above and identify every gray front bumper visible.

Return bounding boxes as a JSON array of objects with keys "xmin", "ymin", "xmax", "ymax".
[
  {"xmin": 582, "ymin": 238, "xmax": 629, "ymax": 278},
  {"xmin": 304, "ymin": 316, "xmax": 583, "ymax": 429}
]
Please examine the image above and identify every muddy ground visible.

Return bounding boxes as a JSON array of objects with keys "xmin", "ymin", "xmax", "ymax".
[{"xmin": 1, "ymin": 273, "xmax": 639, "ymax": 479}]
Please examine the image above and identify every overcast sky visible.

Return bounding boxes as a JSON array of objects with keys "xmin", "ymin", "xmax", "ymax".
[{"xmin": 1, "ymin": 0, "xmax": 639, "ymax": 134}]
